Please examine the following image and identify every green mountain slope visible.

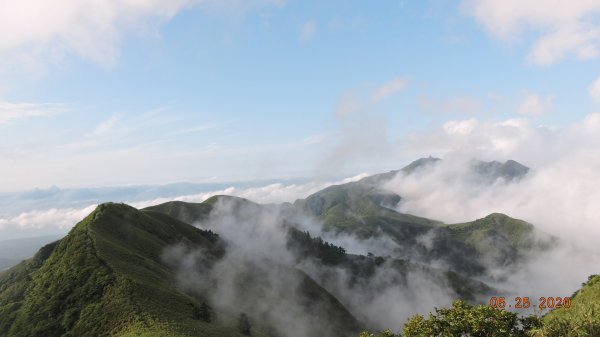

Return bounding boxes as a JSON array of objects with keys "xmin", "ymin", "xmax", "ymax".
[
  {"xmin": 148, "ymin": 197, "xmax": 494, "ymax": 307},
  {"xmin": 532, "ymin": 274, "xmax": 600, "ymax": 336},
  {"xmin": 473, "ymin": 159, "xmax": 530, "ymax": 182},
  {"xmin": 446, "ymin": 213, "xmax": 552, "ymax": 267},
  {"xmin": 0, "ymin": 202, "xmax": 360, "ymax": 337},
  {"xmin": 0, "ymin": 158, "xmax": 545, "ymax": 336},
  {"xmin": 290, "ymin": 158, "xmax": 545, "ymax": 276}
]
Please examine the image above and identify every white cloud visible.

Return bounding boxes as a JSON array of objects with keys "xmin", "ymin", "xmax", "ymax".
[
  {"xmin": 0, "ymin": 205, "xmax": 97, "ymax": 230},
  {"xmin": 90, "ymin": 115, "xmax": 120, "ymax": 137},
  {"xmin": 403, "ymin": 117, "xmax": 540, "ymax": 160},
  {"xmin": 518, "ymin": 92, "xmax": 553, "ymax": 116},
  {"xmin": 371, "ymin": 77, "xmax": 409, "ymax": 102},
  {"xmin": 0, "ymin": 101, "xmax": 66, "ymax": 124},
  {"xmin": 0, "ymin": 0, "xmax": 285, "ymax": 69},
  {"xmin": 528, "ymin": 23, "xmax": 600, "ymax": 65},
  {"xmin": 300, "ymin": 20, "xmax": 316, "ymax": 42},
  {"xmin": 442, "ymin": 118, "xmax": 478, "ymax": 135},
  {"xmin": 133, "ymin": 173, "xmax": 370, "ymax": 207},
  {"xmin": 334, "ymin": 92, "xmax": 363, "ymax": 117},
  {"xmin": 0, "ymin": 0, "xmax": 195, "ymax": 67},
  {"xmin": 590, "ymin": 75, "xmax": 600, "ymax": 103},
  {"xmin": 0, "ymin": 173, "xmax": 369, "ymax": 234},
  {"xmin": 392, "ymin": 113, "xmax": 600, "ymax": 250},
  {"xmin": 324, "ymin": 77, "xmax": 408, "ymax": 176},
  {"xmin": 464, "ymin": 0, "xmax": 600, "ymax": 65}
]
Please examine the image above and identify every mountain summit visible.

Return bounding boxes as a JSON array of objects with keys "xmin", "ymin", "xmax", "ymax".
[
  {"xmin": 0, "ymin": 158, "xmax": 550, "ymax": 337},
  {"xmin": 0, "ymin": 203, "xmax": 359, "ymax": 337}
]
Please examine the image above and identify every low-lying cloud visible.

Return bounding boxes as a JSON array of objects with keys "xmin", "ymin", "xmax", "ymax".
[
  {"xmin": 164, "ymin": 195, "xmax": 459, "ymax": 335},
  {"xmin": 392, "ymin": 113, "xmax": 600, "ymax": 251},
  {"xmin": 0, "ymin": 173, "xmax": 369, "ymax": 238}
]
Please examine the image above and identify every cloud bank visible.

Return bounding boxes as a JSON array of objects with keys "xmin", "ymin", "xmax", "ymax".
[
  {"xmin": 0, "ymin": 173, "xmax": 368, "ymax": 237},
  {"xmin": 391, "ymin": 113, "xmax": 600, "ymax": 251}
]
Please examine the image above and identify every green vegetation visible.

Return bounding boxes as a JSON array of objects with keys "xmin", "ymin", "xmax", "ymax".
[
  {"xmin": 359, "ymin": 300, "xmax": 539, "ymax": 337},
  {"xmin": 1, "ymin": 159, "xmax": 571, "ymax": 337},
  {"xmin": 446, "ymin": 213, "xmax": 553, "ymax": 267},
  {"xmin": 448, "ymin": 213, "xmax": 541, "ymax": 251},
  {"xmin": 530, "ymin": 274, "xmax": 600, "ymax": 336},
  {"xmin": 401, "ymin": 300, "xmax": 538, "ymax": 337},
  {"xmin": 194, "ymin": 302, "xmax": 211, "ymax": 323},
  {"xmin": 0, "ymin": 201, "xmax": 363, "ymax": 337},
  {"xmin": 144, "ymin": 200, "xmax": 213, "ymax": 225},
  {"xmin": 238, "ymin": 313, "xmax": 251, "ymax": 336},
  {"xmin": 151, "ymin": 196, "xmax": 495, "ymax": 306},
  {"xmin": 293, "ymin": 177, "xmax": 444, "ymax": 260},
  {"xmin": 359, "ymin": 274, "xmax": 600, "ymax": 337},
  {"xmin": 0, "ymin": 203, "xmax": 265, "ymax": 336},
  {"xmin": 294, "ymin": 172, "xmax": 548, "ymax": 276},
  {"xmin": 286, "ymin": 228, "xmax": 346, "ymax": 265}
]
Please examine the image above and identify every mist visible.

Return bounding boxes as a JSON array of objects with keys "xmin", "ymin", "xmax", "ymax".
[
  {"xmin": 162, "ymin": 196, "xmax": 477, "ymax": 335},
  {"xmin": 162, "ymin": 197, "xmax": 354, "ymax": 337},
  {"xmin": 5, "ymin": 111, "xmax": 600, "ymax": 333},
  {"xmin": 378, "ymin": 114, "xmax": 600, "ymax": 313}
]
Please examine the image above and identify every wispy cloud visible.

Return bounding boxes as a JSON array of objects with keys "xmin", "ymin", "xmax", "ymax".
[
  {"xmin": 590, "ymin": 75, "xmax": 600, "ymax": 103},
  {"xmin": 300, "ymin": 20, "xmax": 317, "ymax": 42},
  {"xmin": 518, "ymin": 92, "xmax": 553, "ymax": 116},
  {"xmin": 371, "ymin": 77, "xmax": 409, "ymax": 102},
  {"xmin": 90, "ymin": 115, "xmax": 120, "ymax": 137},
  {"xmin": 0, "ymin": 101, "xmax": 66, "ymax": 124}
]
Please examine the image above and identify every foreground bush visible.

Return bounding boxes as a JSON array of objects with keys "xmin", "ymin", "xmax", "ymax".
[{"xmin": 359, "ymin": 300, "xmax": 540, "ymax": 337}]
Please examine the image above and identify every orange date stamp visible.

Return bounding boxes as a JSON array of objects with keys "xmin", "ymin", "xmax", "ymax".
[{"xmin": 489, "ymin": 296, "xmax": 571, "ymax": 310}]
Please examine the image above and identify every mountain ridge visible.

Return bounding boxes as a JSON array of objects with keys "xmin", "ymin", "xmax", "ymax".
[
  {"xmin": 0, "ymin": 202, "xmax": 360, "ymax": 337},
  {"xmin": 0, "ymin": 158, "xmax": 553, "ymax": 337}
]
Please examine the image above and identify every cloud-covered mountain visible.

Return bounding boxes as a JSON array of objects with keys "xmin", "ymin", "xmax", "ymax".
[{"xmin": 1, "ymin": 158, "xmax": 593, "ymax": 336}]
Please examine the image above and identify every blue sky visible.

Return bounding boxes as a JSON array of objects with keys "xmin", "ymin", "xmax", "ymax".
[{"xmin": 2, "ymin": 0, "xmax": 600, "ymax": 192}]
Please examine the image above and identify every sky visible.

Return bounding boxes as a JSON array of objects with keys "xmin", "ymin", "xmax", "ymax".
[
  {"xmin": 1, "ymin": 0, "xmax": 599, "ymax": 192},
  {"xmin": 1, "ymin": 1, "xmax": 600, "ymax": 239}
]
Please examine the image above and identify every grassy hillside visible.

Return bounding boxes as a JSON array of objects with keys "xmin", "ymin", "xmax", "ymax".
[
  {"xmin": 531, "ymin": 274, "xmax": 600, "ymax": 336},
  {"xmin": 148, "ymin": 197, "xmax": 495, "ymax": 312},
  {"xmin": 0, "ymin": 203, "xmax": 236, "ymax": 337},
  {"xmin": 295, "ymin": 182, "xmax": 438, "ymax": 238},
  {"xmin": 149, "ymin": 196, "xmax": 536, "ymax": 300},
  {"xmin": 289, "ymin": 158, "xmax": 540, "ymax": 276},
  {"xmin": 0, "ymin": 202, "xmax": 360, "ymax": 337},
  {"xmin": 446, "ymin": 213, "xmax": 553, "ymax": 267},
  {"xmin": 144, "ymin": 200, "xmax": 213, "ymax": 225},
  {"xmin": 292, "ymin": 170, "xmax": 545, "ymax": 276},
  {"xmin": 358, "ymin": 274, "xmax": 600, "ymax": 337}
]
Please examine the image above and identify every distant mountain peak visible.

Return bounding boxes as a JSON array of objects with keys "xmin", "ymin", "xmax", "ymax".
[
  {"xmin": 472, "ymin": 159, "xmax": 530, "ymax": 182},
  {"xmin": 400, "ymin": 156, "xmax": 442, "ymax": 174}
]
